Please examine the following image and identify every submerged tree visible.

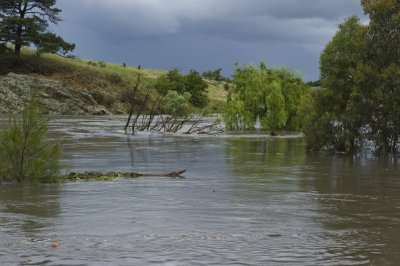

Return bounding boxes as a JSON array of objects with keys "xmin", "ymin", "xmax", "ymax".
[
  {"xmin": 361, "ymin": 0, "xmax": 400, "ymax": 154},
  {"xmin": 304, "ymin": 16, "xmax": 368, "ymax": 153},
  {"xmin": 224, "ymin": 62, "xmax": 309, "ymax": 131},
  {"xmin": 0, "ymin": 98, "xmax": 62, "ymax": 183},
  {"xmin": 0, "ymin": 0, "xmax": 74, "ymax": 56},
  {"xmin": 304, "ymin": 0, "xmax": 400, "ymax": 154}
]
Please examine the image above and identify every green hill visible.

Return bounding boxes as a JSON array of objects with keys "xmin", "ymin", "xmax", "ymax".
[{"xmin": 0, "ymin": 49, "xmax": 228, "ymax": 114}]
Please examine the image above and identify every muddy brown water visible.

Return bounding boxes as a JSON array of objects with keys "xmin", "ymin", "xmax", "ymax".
[{"xmin": 1, "ymin": 116, "xmax": 400, "ymax": 265}]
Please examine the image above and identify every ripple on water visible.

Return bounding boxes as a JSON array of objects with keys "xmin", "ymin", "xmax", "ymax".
[{"xmin": 1, "ymin": 116, "xmax": 400, "ymax": 265}]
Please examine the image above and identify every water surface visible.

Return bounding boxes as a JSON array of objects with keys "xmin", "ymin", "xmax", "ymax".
[{"xmin": 1, "ymin": 116, "xmax": 400, "ymax": 265}]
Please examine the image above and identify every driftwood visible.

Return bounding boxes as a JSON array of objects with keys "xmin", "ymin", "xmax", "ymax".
[
  {"xmin": 124, "ymin": 67, "xmax": 142, "ymax": 132},
  {"xmin": 122, "ymin": 74, "xmax": 223, "ymax": 135},
  {"xmin": 64, "ymin": 170, "xmax": 186, "ymax": 181},
  {"xmin": 138, "ymin": 170, "xmax": 186, "ymax": 178}
]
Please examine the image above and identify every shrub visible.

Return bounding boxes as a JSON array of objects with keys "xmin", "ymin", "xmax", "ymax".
[
  {"xmin": 91, "ymin": 90, "xmax": 116, "ymax": 107},
  {"xmin": 0, "ymin": 98, "xmax": 62, "ymax": 183},
  {"xmin": 119, "ymin": 87, "xmax": 134, "ymax": 104},
  {"xmin": 98, "ymin": 61, "xmax": 106, "ymax": 67},
  {"xmin": 163, "ymin": 90, "xmax": 191, "ymax": 116},
  {"xmin": 202, "ymin": 68, "xmax": 230, "ymax": 82},
  {"xmin": 109, "ymin": 73, "xmax": 123, "ymax": 84},
  {"xmin": 154, "ymin": 68, "xmax": 209, "ymax": 108},
  {"xmin": 87, "ymin": 60, "xmax": 97, "ymax": 66}
]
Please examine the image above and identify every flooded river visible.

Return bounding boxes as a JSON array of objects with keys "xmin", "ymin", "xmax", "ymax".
[{"xmin": 1, "ymin": 116, "xmax": 400, "ymax": 265}]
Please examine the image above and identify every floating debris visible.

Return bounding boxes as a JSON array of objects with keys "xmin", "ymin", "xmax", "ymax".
[
  {"xmin": 64, "ymin": 171, "xmax": 140, "ymax": 181},
  {"xmin": 64, "ymin": 170, "xmax": 186, "ymax": 181}
]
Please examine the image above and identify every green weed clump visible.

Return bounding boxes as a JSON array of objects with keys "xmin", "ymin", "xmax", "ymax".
[{"xmin": 0, "ymin": 98, "xmax": 62, "ymax": 183}]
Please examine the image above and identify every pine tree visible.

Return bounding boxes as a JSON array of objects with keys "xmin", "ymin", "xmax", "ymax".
[{"xmin": 0, "ymin": 0, "xmax": 74, "ymax": 56}]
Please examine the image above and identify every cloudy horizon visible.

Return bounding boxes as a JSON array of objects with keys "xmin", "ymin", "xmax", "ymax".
[{"xmin": 54, "ymin": 0, "xmax": 367, "ymax": 81}]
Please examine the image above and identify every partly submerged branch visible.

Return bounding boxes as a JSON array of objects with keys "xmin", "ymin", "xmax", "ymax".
[
  {"xmin": 64, "ymin": 170, "xmax": 186, "ymax": 181},
  {"xmin": 138, "ymin": 170, "xmax": 186, "ymax": 178}
]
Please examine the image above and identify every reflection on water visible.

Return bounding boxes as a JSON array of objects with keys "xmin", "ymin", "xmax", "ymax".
[
  {"xmin": 0, "ymin": 185, "xmax": 61, "ymax": 265},
  {"xmin": 0, "ymin": 185, "xmax": 60, "ymax": 231},
  {"xmin": 0, "ymin": 116, "xmax": 400, "ymax": 265},
  {"xmin": 303, "ymin": 155, "xmax": 400, "ymax": 265},
  {"xmin": 225, "ymin": 137, "xmax": 306, "ymax": 193}
]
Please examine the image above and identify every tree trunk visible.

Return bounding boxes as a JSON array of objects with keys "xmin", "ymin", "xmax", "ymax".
[
  {"xmin": 14, "ymin": 2, "xmax": 27, "ymax": 57},
  {"xmin": 14, "ymin": 28, "xmax": 22, "ymax": 57}
]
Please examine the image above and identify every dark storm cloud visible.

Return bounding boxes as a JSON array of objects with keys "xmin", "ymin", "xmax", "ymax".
[
  {"xmin": 180, "ymin": 16, "xmax": 334, "ymax": 46},
  {"xmin": 240, "ymin": 0, "xmax": 363, "ymax": 20},
  {"xmin": 59, "ymin": 0, "xmax": 363, "ymax": 41},
  {"xmin": 55, "ymin": 0, "xmax": 366, "ymax": 80}
]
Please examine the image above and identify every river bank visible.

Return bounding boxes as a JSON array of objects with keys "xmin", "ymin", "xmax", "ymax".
[
  {"xmin": 0, "ymin": 51, "xmax": 228, "ymax": 115},
  {"xmin": 0, "ymin": 73, "xmax": 112, "ymax": 115}
]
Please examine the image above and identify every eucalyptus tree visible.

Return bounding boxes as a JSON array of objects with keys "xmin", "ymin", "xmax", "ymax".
[
  {"xmin": 304, "ymin": 16, "xmax": 368, "ymax": 152},
  {"xmin": 361, "ymin": 0, "xmax": 400, "ymax": 154},
  {"xmin": 0, "ymin": 0, "xmax": 74, "ymax": 56},
  {"xmin": 304, "ymin": 0, "xmax": 400, "ymax": 154}
]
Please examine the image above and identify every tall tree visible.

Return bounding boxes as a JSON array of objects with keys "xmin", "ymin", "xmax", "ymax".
[
  {"xmin": 305, "ymin": 16, "xmax": 368, "ymax": 152},
  {"xmin": 304, "ymin": 0, "xmax": 400, "ymax": 154},
  {"xmin": 184, "ymin": 70, "xmax": 209, "ymax": 108},
  {"xmin": 0, "ymin": 0, "xmax": 74, "ymax": 56},
  {"xmin": 154, "ymin": 68, "xmax": 209, "ymax": 108},
  {"xmin": 224, "ymin": 62, "xmax": 309, "ymax": 131},
  {"xmin": 361, "ymin": 0, "xmax": 400, "ymax": 154}
]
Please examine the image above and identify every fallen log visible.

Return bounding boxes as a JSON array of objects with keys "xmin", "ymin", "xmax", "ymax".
[
  {"xmin": 64, "ymin": 170, "xmax": 186, "ymax": 181},
  {"xmin": 138, "ymin": 170, "xmax": 186, "ymax": 178}
]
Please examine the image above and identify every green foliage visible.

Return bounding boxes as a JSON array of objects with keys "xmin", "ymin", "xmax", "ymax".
[
  {"xmin": 163, "ymin": 90, "xmax": 191, "ymax": 116},
  {"xmin": 86, "ymin": 60, "xmax": 106, "ymax": 67},
  {"xmin": 34, "ymin": 32, "xmax": 75, "ymax": 56},
  {"xmin": 305, "ymin": 16, "xmax": 367, "ymax": 153},
  {"xmin": 224, "ymin": 62, "xmax": 309, "ymax": 131},
  {"xmin": 154, "ymin": 68, "xmax": 184, "ymax": 95},
  {"xmin": 305, "ymin": 2, "xmax": 400, "ymax": 154},
  {"xmin": 302, "ymin": 88, "xmax": 353, "ymax": 152},
  {"xmin": 306, "ymin": 80, "xmax": 321, "ymax": 87},
  {"xmin": 98, "ymin": 61, "xmax": 106, "ymax": 67},
  {"xmin": 361, "ymin": 0, "xmax": 400, "ymax": 154},
  {"xmin": 0, "ymin": 0, "xmax": 74, "ymax": 56},
  {"xmin": 155, "ymin": 68, "xmax": 209, "ymax": 108},
  {"xmin": 202, "ymin": 68, "xmax": 230, "ymax": 82},
  {"xmin": 0, "ymin": 98, "xmax": 62, "ymax": 183},
  {"xmin": 184, "ymin": 70, "xmax": 209, "ymax": 108}
]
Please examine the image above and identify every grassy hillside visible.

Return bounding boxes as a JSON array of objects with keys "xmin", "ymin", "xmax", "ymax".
[{"xmin": 0, "ymin": 49, "xmax": 228, "ymax": 113}]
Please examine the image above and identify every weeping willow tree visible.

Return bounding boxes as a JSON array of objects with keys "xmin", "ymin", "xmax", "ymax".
[{"xmin": 224, "ymin": 62, "xmax": 309, "ymax": 131}]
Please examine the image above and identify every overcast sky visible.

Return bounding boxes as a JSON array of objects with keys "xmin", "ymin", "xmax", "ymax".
[{"xmin": 54, "ymin": 0, "xmax": 367, "ymax": 81}]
